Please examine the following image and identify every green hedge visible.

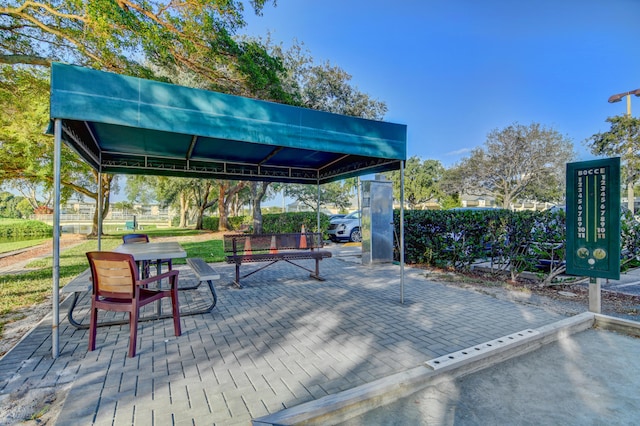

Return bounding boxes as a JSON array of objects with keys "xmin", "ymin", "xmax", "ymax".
[
  {"xmin": 262, "ymin": 212, "xmax": 331, "ymax": 234},
  {"xmin": 198, "ymin": 212, "xmax": 331, "ymax": 235},
  {"xmin": 620, "ymin": 210, "xmax": 640, "ymax": 270},
  {"xmin": 0, "ymin": 220, "xmax": 53, "ymax": 239},
  {"xmin": 394, "ymin": 209, "xmax": 565, "ymax": 280}
]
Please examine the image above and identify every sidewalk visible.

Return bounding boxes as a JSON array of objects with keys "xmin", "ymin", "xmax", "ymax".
[
  {"xmin": 602, "ymin": 266, "xmax": 640, "ymax": 297},
  {"xmin": 0, "ymin": 249, "xmax": 567, "ymax": 424}
]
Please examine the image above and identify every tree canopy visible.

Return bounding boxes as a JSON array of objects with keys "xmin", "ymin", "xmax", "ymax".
[
  {"xmin": 284, "ymin": 181, "xmax": 355, "ymax": 212},
  {"xmin": 586, "ymin": 114, "xmax": 640, "ymax": 213},
  {"xmin": 0, "ymin": 2, "xmax": 394, "ymax": 228},
  {"xmin": 385, "ymin": 156, "xmax": 444, "ymax": 209},
  {"xmin": 263, "ymin": 38, "xmax": 387, "ymax": 119},
  {"xmin": 0, "ymin": 1, "xmax": 292, "ymax": 100},
  {"xmin": 446, "ymin": 122, "xmax": 575, "ymax": 208}
]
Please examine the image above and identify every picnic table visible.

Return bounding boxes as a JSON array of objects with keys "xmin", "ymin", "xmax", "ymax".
[{"xmin": 62, "ymin": 242, "xmax": 219, "ymax": 328}]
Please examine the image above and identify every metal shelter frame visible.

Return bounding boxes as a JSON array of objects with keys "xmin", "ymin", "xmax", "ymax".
[{"xmin": 49, "ymin": 63, "xmax": 407, "ymax": 358}]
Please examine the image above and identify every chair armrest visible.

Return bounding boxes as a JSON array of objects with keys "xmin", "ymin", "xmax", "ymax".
[{"xmin": 137, "ymin": 269, "xmax": 179, "ymax": 287}]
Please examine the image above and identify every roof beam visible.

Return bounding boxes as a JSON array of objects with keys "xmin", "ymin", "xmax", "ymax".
[
  {"xmin": 258, "ymin": 146, "xmax": 283, "ymax": 166},
  {"xmin": 186, "ymin": 135, "xmax": 199, "ymax": 163}
]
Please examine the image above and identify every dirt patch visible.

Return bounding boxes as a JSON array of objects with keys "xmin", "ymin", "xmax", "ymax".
[{"xmin": 0, "ymin": 234, "xmax": 87, "ymax": 270}]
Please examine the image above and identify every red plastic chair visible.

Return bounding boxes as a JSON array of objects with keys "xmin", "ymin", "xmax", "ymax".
[{"xmin": 86, "ymin": 251, "xmax": 181, "ymax": 357}]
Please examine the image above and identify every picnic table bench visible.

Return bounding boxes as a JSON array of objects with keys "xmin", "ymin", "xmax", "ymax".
[
  {"xmin": 61, "ymin": 258, "xmax": 219, "ymax": 329},
  {"xmin": 224, "ymin": 232, "xmax": 332, "ymax": 288}
]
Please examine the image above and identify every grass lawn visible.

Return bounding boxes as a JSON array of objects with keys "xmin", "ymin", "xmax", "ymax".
[
  {"xmin": 0, "ymin": 238, "xmax": 50, "ymax": 254},
  {"xmin": 0, "ymin": 232, "xmax": 225, "ymax": 336}
]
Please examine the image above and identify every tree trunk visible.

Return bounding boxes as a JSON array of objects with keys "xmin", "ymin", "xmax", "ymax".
[
  {"xmin": 250, "ymin": 182, "xmax": 270, "ymax": 234},
  {"xmin": 196, "ymin": 206, "xmax": 205, "ymax": 229},
  {"xmin": 252, "ymin": 202, "xmax": 262, "ymax": 233},
  {"xmin": 90, "ymin": 173, "xmax": 113, "ymax": 236},
  {"xmin": 218, "ymin": 184, "xmax": 229, "ymax": 231},
  {"xmin": 218, "ymin": 181, "xmax": 247, "ymax": 231},
  {"xmin": 192, "ymin": 181, "xmax": 216, "ymax": 230},
  {"xmin": 179, "ymin": 192, "xmax": 189, "ymax": 228}
]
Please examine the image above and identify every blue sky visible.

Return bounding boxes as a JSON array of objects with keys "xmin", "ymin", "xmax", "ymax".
[{"xmin": 241, "ymin": 0, "xmax": 640, "ymax": 167}]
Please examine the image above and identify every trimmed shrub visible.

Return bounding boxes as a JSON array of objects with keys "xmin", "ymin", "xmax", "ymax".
[
  {"xmin": 198, "ymin": 212, "xmax": 331, "ymax": 234},
  {"xmin": 262, "ymin": 212, "xmax": 331, "ymax": 234},
  {"xmin": 0, "ymin": 220, "xmax": 53, "ymax": 239},
  {"xmin": 394, "ymin": 209, "xmax": 563, "ymax": 280}
]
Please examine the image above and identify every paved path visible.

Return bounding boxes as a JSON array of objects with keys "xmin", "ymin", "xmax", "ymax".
[
  {"xmin": 0, "ymin": 238, "xmax": 87, "ymax": 276},
  {"xmin": 602, "ymin": 267, "xmax": 640, "ymax": 297},
  {"xmin": 0, "ymin": 253, "xmax": 567, "ymax": 425}
]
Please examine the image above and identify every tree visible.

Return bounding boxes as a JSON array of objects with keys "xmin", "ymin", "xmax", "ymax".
[
  {"xmin": 0, "ymin": 65, "xmax": 116, "ymax": 234},
  {"xmin": 0, "ymin": 1, "xmax": 292, "ymax": 101},
  {"xmin": 266, "ymin": 39, "xmax": 387, "ymax": 119},
  {"xmin": 230, "ymin": 185, "xmax": 251, "ymax": 217},
  {"xmin": 191, "ymin": 180, "xmax": 218, "ymax": 230},
  {"xmin": 15, "ymin": 196, "xmax": 33, "ymax": 217},
  {"xmin": 113, "ymin": 201, "xmax": 134, "ymax": 215},
  {"xmin": 4, "ymin": 179, "xmax": 51, "ymax": 211},
  {"xmin": 146, "ymin": 176, "xmax": 211, "ymax": 228},
  {"xmin": 284, "ymin": 182, "xmax": 353, "ymax": 212},
  {"xmin": 218, "ymin": 181, "xmax": 247, "ymax": 231},
  {"xmin": 385, "ymin": 156, "xmax": 444, "ymax": 209},
  {"xmin": 0, "ymin": 191, "xmax": 24, "ymax": 217},
  {"xmin": 124, "ymin": 176, "xmax": 157, "ymax": 205},
  {"xmin": 586, "ymin": 115, "xmax": 640, "ymax": 214},
  {"xmin": 448, "ymin": 123, "xmax": 575, "ymax": 208},
  {"xmin": 2, "ymin": 1, "xmax": 293, "ymax": 235}
]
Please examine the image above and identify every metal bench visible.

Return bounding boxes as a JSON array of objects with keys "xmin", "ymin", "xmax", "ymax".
[
  {"xmin": 224, "ymin": 232, "xmax": 332, "ymax": 288},
  {"xmin": 62, "ymin": 260, "xmax": 219, "ymax": 329}
]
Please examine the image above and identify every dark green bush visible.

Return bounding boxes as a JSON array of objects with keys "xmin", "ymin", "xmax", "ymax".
[
  {"xmin": 198, "ymin": 212, "xmax": 331, "ymax": 234},
  {"xmin": 201, "ymin": 216, "xmax": 218, "ymax": 231},
  {"xmin": 394, "ymin": 209, "xmax": 563, "ymax": 280},
  {"xmin": 262, "ymin": 212, "xmax": 330, "ymax": 234},
  {"xmin": 620, "ymin": 210, "xmax": 640, "ymax": 270},
  {"xmin": 0, "ymin": 220, "xmax": 53, "ymax": 239}
]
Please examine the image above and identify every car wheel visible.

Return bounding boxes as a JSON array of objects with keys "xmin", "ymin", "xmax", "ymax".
[{"xmin": 350, "ymin": 227, "xmax": 362, "ymax": 243}]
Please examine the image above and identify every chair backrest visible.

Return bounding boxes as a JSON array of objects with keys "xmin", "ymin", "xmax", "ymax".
[
  {"xmin": 122, "ymin": 233, "xmax": 150, "ymax": 244},
  {"xmin": 86, "ymin": 251, "xmax": 139, "ymax": 299}
]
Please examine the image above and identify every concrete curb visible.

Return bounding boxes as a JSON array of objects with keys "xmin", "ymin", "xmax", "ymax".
[{"xmin": 253, "ymin": 312, "xmax": 597, "ymax": 425}]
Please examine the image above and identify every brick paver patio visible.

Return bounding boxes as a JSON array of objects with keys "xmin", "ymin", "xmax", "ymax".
[{"xmin": 0, "ymin": 253, "xmax": 567, "ymax": 425}]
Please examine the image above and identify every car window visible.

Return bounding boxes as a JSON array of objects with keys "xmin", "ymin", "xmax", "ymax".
[{"xmin": 344, "ymin": 211, "xmax": 360, "ymax": 219}]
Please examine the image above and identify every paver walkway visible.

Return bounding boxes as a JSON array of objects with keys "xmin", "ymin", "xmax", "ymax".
[{"xmin": 0, "ymin": 254, "xmax": 567, "ymax": 425}]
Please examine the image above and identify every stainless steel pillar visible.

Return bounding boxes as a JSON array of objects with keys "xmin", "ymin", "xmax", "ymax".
[{"xmin": 361, "ymin": 175, "xmax": 394, "ymax": 265}]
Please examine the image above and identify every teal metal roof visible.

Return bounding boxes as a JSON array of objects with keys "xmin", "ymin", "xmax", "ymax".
[{"xmin": 49, "ymin": 63, "xmax": 406, "ymax": 184}]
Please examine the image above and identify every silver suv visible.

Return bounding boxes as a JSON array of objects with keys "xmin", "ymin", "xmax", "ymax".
[{"xmin": 327, "ymin": 211, "xmax": 362, "ymax": 242}]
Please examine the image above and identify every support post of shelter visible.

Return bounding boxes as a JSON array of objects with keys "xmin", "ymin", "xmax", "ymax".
[
  {"xmin": 316, "ymin": 182, "xmax": 321, "ymax": 233},
  {"xmin": 400, "ymin": 161, "xmax": 405, "ymax": 304},
  {"xmin": 589, "ymin": 277, "xmax": 601, "ymax": 313},
  {"xmin": 52, "ymin": 119, "xmax": 62, "ymax": 358},
  {"xmin": 98, "ymin": 172, "xmax": 102, "ymax": 250}
]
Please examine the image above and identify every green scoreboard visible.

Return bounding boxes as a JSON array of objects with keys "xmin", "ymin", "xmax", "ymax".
[{"xmin": 566, "ymin": 157, "xmax": 620, "ymax": 280}]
